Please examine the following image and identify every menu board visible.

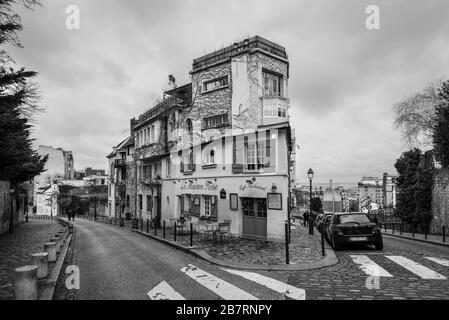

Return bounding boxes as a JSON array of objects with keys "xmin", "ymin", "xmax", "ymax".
[{"xmin": 267, "ymin": 193, "xmax": 282, "ymax": 210}]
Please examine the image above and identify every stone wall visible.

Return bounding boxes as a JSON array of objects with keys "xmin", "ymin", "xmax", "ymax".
[
  {"xmin": 0, "ymin": 181, "xmax": 26, "ymax": 235},
  {"xmin": 432, "ymin": 169, "xmax": 449, "ymax": 232}
]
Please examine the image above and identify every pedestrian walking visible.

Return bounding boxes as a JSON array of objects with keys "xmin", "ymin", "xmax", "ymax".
[
  {"xmin": 67, "ymin": 210, "xmax": 72, "ymax": 221},
  {"xmin": 72, "ymin": 210, "xmax": 76, "ymax": 221}
]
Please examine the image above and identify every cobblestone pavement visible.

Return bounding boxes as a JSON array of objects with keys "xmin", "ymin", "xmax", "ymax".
[
  {"xmin": 134, "ymin": 219, "xmax": 324, "ymax": 265},
  {"xmin": 285, "ymin": 235, "xmax": 449, "ymax": 300},
  {"xmin": 0, "ymin": 219, "xmax": 61, "ymax": 300}
]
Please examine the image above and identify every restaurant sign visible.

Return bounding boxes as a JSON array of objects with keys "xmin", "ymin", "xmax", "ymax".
[{"xmin": 180, "ymin": 180, "xmax": 219, "ymax": 192}]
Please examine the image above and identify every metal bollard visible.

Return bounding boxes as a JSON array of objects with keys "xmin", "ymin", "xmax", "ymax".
[
  {"xmin": 141, "ymin": 218, "xmax": 143, "ymax": 231},
  {"xmin": 174, "ymin": 222, "xmax": 177, "ymax": 242},
  {"xmin": 154, "ymin": 221, "xmax": 157, "ymax": 236},
  {"xmin": 163, "ymin": 220, "xmax": 166, "ymax": 239},
  {"xmin": 31, "ymin": 252, "xmax": 48, "ymax": 279},
  {"xmin": 321, "ymin": 229, "xmax": 325, "ymax": 257},
  {"xmin": 443, "ymin": 225, "xmax": 446, "ymax": 243},
  {"xmin": 14, "ymin": 266, "xmax": 38, "ymax": 300},
  {"xmin": 285, "ymin": 223, "xmax": 289, "ymax": 265},
  {"xmin": 400, "ymin": 223, "xmax": 403, "ymax": 236},
  {"xmin": 392, "ymin": 223, "xmax": 395, "ymax": 234},
  {"xmin": 147, "ymin": 219, "xmax": 149, "ymax": 233},
  {"xmin": 190, "ymin": 223, "xmax": 193, "ymax": 247}
]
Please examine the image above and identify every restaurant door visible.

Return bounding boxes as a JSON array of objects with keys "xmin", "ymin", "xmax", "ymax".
[{"xmin": 242, "ymin": 198, "xmax": 267, "ymax": 238}]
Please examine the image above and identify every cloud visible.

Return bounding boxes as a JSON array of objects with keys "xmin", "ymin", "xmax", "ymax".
[{"xmin": 7, "ymin": 0, "xmax": 449, "ymax": 182}]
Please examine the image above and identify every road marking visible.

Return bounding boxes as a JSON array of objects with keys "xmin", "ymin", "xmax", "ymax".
[
  {"xmin": 424, "ymin": 257, "xmax": 449, "ymax": 267},
  {"xmin": 349, "ymin": 255, "xmax": 393, "ymax": 277},
  {"xmin": 181, "ymin": 264, "xmax": 258, "ymax": 300},
  {"xmin": 386, "ymin": 256, "xmax": 447, "ymax": 280},
  {"xmin": 147, "ymin": 281, "xmax": 185, "ymax": 300},
  {"xmin": 222, "ymin": 268, "xmax": 306, "ymax": 300}
]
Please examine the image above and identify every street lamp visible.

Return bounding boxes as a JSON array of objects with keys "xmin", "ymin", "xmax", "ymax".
[
  {"xmin": 307, "ymin": 169, "xmax": 314, "ymax": 235},
  {"xmin": 9, "ymin": 185, "xmax": 15, "ymax": 234}
]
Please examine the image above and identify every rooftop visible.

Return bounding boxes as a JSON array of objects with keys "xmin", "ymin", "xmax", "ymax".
[{"xmin": 192, "ymin": 35, "xmax": 288, "ymax": 71}]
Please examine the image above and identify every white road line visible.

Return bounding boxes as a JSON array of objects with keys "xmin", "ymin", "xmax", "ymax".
[
  {"xmin": 349, "ymin": 255, "xmax": 393, "ymax": 277},
  {"xmin": 386, "ymin": 256, "xmax": 447, "ymax": 280},
  {"xmin": 424, "ymin": 257, "xmax": 449, "ymax": 267},
  {"xmin": 180, "ymin": 264, "xmax": 258, "ymax": 300},
  {"xmin": 222, "ymin": 268, "xmax": 306, "ymax": 300},
  {"xmin": 147, "ymin": 281, "xmax": 185, "ymax": 300}
]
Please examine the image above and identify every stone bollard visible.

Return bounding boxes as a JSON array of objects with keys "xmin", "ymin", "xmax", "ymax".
[
  {"xmin": 58, "ymin": 231, "xmax": 66, "ymax": 242},
  {"xmin": 44, "ymin": 242, "xmax": 57, "ymax": 262},
  {"xmin": 31, "ymin": 252, "xmax": 49, "ymax": 279},
  {"xmin": 50, "ymin": 237, "xmax": 61, "ymax": 254},
  {"xmin": 14, "ymin": 265, "xmax": 38, "ymax": 300}
]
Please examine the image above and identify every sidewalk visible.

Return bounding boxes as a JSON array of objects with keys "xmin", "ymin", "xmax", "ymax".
[
  {"xmin": 0, "ymin": 219, "xmax": 61, "ymax": 300},
  {"xmin": 127, "ymin": 218, "xmax": 338, "ymax": 271},
  {"xmin": 383, "ymin": 228, "xmax": 449, "ymax": 247}
]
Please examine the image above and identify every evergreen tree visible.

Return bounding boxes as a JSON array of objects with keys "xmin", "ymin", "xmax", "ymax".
[
  {"xmin": 0, "ymin": 0, "xmax": 46, "ymax": 184},
  {"xmin": 394, "ymin": 148, "xmax": 421, "ymax": 227},
  {"xmin": 432, "ymin": 80, "xmax": 449, "ymax": 168}
]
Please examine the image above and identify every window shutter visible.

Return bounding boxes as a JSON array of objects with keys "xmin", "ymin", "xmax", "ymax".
[
  {"xmin": 211, "ymin": 197, "xmax": 218, "ymax": 221},
  {"xmin": 265, "ymin": 130, "xmax": 271, "ymax": 168}
]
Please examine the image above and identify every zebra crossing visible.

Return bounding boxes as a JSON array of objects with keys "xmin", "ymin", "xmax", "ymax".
[
  {"xmin": 147, "ymin": 264, "xmax": 306, "ymax": 300},
  {"xmin": 349, "ymin": 254, "xmax": 449, "ymax": 280}
]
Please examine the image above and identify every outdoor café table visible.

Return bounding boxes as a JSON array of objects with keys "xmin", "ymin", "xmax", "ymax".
[
  {"xmin": 176, "ymin": 219, "xmax": 188, "ymax": 234},
  {"xmin": 205, "ymin": 222, "xmax": 219, "ymax": 241}
]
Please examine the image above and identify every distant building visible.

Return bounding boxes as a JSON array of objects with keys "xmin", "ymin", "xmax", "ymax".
[
  {"xmin": 358, "ymin": 174, "xmax": 397, "ymax": 212},
  {"xmin": 75, "ymin": 167, "xmax": 106, "ymax": 180},
  {"xmin": 33, "ymin": 146, "xmax": 74, "ymax": 206}
]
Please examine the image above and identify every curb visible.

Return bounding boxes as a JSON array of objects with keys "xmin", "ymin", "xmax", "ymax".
[
  {"xmin": 383, "ymin": 232, "xmax": 449, "ymax": 248},
  {"xmin": 134, "ymin": 228, "xmax": 339, "ymax": 271},
  {"xmin": 39, "ymin": 221, "xmax": 73, "ymax": 300}
]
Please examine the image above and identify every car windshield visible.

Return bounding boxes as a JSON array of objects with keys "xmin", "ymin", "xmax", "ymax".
[{"xmin": 338, "ymin": 214, "xmax": 371, "ymax": 224}]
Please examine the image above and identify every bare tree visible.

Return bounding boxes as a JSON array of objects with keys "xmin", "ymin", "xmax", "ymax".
[{"xmin": 394, "ymin": 81, "xmax": 442, "ymax": 148}]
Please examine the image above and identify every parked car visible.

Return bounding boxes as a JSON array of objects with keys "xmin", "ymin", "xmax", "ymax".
[
  {"xmin": 323, "ymin": 215, "xmax": 332, "ymax": 240},
  {"xmin": 326, "ymin": 212, "xmax": 383, "ymax": 251},
  {"xmin": 316, "ymin": 213, "xmax": 333, "ymax": 232},
  {"xmin": 314, "ymin": 213, "xmax": 325, "ymax": 228}
]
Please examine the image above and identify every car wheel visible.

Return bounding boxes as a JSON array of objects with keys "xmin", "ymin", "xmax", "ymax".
[
  {"xmin": 375, "ymin": 237, "xmax": 384, "ymax": 250},
  {"xmin": 331, "ymin": 236, "xmax": 341, "ymax": 251}
]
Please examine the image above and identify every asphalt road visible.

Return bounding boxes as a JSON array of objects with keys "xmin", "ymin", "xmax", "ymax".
[
  {"xmin": 55, "ymin": 219, "xmax": 449, "ymax": 300},
  {"xmin": 56, "ymin": 218, "xmax": 291, "ymax": 300}
]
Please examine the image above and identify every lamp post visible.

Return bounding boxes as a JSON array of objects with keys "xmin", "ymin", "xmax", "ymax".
[
  {"xmin": 307, "ymin": 169, "xmax": 314, "ymax": 235},
  {"xmin": 9, "ymin": 185, "xmax": 15, "ymax": 234}
]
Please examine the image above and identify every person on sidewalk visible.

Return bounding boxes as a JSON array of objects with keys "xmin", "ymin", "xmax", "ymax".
[
  {"xmin": 303, "ymin": 211, "xmax": 309, "ymax": 227},
  {"xmin": 72, "ymin": 210, "xmax": 76, "ymax": 221},
  {"xmin": 67, "ymin": 210, "xmax": 72, "ymax": 221}
]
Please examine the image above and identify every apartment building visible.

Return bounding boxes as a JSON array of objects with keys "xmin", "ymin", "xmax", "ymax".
[{"xmin": 107, "ymin": 36, "xmax": 296, "ymax": 240}]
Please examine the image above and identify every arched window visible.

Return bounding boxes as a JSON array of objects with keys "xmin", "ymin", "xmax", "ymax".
[{"xmin": 208, "ymin": 149, "xmax": 215, "ymax": 164}]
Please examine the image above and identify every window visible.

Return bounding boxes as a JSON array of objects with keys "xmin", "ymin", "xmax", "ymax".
[
  {"xmin": 138, "ymin": 195, "xmax": 143, "ymax": 211},
  {"xmin": 247, "ymin": 142, "xmax": 257, "ymax": 170},
  {"xmin": 166, "ymin": 159, "xmax": 172, "ymax": 177},
  {"xmin": 278, "ymin": 106, "xmax": 287, "ymax": 118},
  {"xmin": 203, "ymin": 114, "xmax": 229, "ymax": 129},
  {"xmin": 204, "ymin": 196, "xmax": 211, "ymax": 217},
  {"xmin": 146, "ymin": 195, "xmax": 152, "ymax": 213},
  {"xmin": 263, "ymin": 71, "xmax": 283, "ymax": 97},
  {"xmin": 144, "ymin": 129, "xmax": 147, "ymax": 145},
  {"xmin": 186, "ymin": 119, "xmax": 193, "ymax": 134},
  {"xmin": 203, "ymin": 76, "xmax": 229, "ymax": 93},
  {"xmin": 257, "ymin": 142, "xmax": 265, "ymax": 169},
  {"xmin": 143, "ymin": 165, "xmax": 152, "ymax": 179},
  {"xmin": 151, "ymin": 125, "xmax": 155, "ymax": 143},
  {"xmin": 207, "ymin": 149, "xmax": 215, "ymax": 164}
]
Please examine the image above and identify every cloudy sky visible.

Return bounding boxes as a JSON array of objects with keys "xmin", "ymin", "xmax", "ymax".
[{"xmin": 10, "ymin": 0, "xmax": 449, "ymax": 184}]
